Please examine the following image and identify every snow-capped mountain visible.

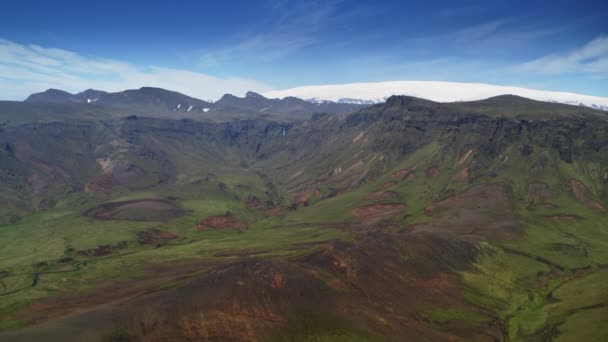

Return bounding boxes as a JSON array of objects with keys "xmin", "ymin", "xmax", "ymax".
[{"xmin": 263, "ymin": 81, "xmax": 608, "ymax": 111}]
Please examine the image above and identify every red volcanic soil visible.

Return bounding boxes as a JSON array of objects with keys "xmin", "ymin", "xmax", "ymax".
[
  {"xmin": 391, "ymin": 164, "xmax": 417, "ymax": 179},
  {"xmin": 264, "ymin": 206, "xmax": 286, "ymax": 216},
  {"xmin": 570, "ymin": 179, "xmax": 604, "ymax": 209},
  {"xmin": 452, "ymin": 167, "xmax": 469, "ymax": 182},
  {"xmin": 114, "ymin": 260, "xmax": 331, "ymax": 341},
  {"xmin": 364, "ymin": 190, "xmax": 399, "ymax": 201},
  {"xmin": 10, "ymin": 231, "xmax": 503, "ymax": 341},
  {"xmin": 353, "ymin": 203, "xmax": 406, "ymax": 220},
  {"xmin": 85, "ymin": 173, "xmax": 119, "ymax": 195},
  {"xmin": 403, "ymin": 170, "xmax": 416, "ymax": 182},
  {"xmin": 108, "ymin": 233, "xmax": 490, "ymax": 341},
  {"xmin": 271, "ymin": 273, "xmax": 287, "ymax": 289},
  {"xmin": 382, "ymin": 181, "xmax": 398, "ymax": 189},
  {"xmin": 245, "ymin": 195, "xmax": 263, "ymax": 209},
  {"xmin": 197, "ymin": 212, "xmax": 247, "ymax": 230},
  {"xmin": 137, "ymin": 229, "xmax": 178, "ymax": 245},
  {"xmin": 293, "ymin": 187, "xmax": 321, "ymax": 206},
  {"xmin": 426, "ymin": 166, "xmax": 440, "ymax": 177}
]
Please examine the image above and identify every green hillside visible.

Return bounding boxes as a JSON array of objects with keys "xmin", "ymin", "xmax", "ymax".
[{"xmin": 0, "ymin": 95, "xmax": 607, "ymax": 341}]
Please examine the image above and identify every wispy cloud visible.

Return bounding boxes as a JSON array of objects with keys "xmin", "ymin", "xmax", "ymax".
[
  {"xmin": 516, "ymin": 35, "xmax": 608, "ymax": 74},
  {"xmin": 198, "ymin": 0, "xmax": 371, "ymax": 67},
  {"xmin": 408, "ymin": 17, "xmax": 561, "ymax": 56},
  {"xmin": 0, "ymin": 38, "xmax": 271, "ymax": 101}
]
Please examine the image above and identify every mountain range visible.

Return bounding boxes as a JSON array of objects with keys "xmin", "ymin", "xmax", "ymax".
[{"xmin": 23, "ymin": 87, "xmax": 367, "ymax": 120}]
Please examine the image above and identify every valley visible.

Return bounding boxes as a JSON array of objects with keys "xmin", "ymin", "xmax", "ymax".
[{"xmin": 0, "ymin": 89, "xmax": 607, "ymax": 341}]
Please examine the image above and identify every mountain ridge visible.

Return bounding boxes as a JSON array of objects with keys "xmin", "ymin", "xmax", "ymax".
[
  {"xmin": 22, "ymin": 84, "xmax": 608, "ymax": 121},
  {"xmin": 22, "ymin": 87, "xmax": 368, "ymax": 119}
]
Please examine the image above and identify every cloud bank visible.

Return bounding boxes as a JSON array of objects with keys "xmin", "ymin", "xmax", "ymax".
[{"xmin": 0, "ymin": 38, "xmax": 271, "ymax": 101}]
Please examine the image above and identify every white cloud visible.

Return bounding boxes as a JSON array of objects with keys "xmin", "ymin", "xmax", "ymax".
[
  {"xmin": 0, "ymin": 38, "xmax": 272, "ymax": 101},
  {"xmin": 517, "ymin": 35, "xmax": 608, "ymax": 74}
]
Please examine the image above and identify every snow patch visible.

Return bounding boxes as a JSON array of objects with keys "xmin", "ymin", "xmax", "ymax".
[
  {"xmin": 187, "ymin": 105, "xmax": 193, "ymax": 112},
  {"xmin": 177, "ymin": 103, "xmax": 181, "ymax": 109},
  {"xmin": 202, "ymin": 108, "xmax": 210, "ymax": 112},
  {"xmin": 263, "ymin": 81, "xmax": 608, "ymax": 111},
  {"xmin": 259, "ymin": 106, "xmax": 272, "ymax": 112}
]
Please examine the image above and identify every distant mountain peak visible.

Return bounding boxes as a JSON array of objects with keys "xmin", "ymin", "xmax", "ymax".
[
  {"xmin": 245, "ymin": 91, "xmax": 266, "ymax": 99},
  {"xmin": 385, "ymin": 95, "xmax": 437, "ymax": 107},
  {"xmin": 45, "ymin": 88, "xmax": 72, "ymax": 94},
  {"xmin": 25, "ymin": 89, "xmax": 79, "ymax": 103}
]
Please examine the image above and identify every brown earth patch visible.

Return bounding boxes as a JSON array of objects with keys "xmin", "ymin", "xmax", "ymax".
[
  {"xmin": 569, "ymin": 179, "xmax": 604, "ymax": 209},
  {"xmin": 84, "ymin": 173, "xmax": 119, "ymax": 195},
  {"xmin": 105, "ymin": 233, "xmax": 490, "ymax": 341},
  {"xmin": 245, "ymin": 195, "xmax": 263, "ymax": 209},
  {"xmin": 197, "ymin": 212, "xmax": 247, "ymax": 230},
  {"xmin": 84, "ymin": 199, "xmax": 184, "ymax": 221},
  {"xmin": 137, "ymin": 229, "xmax": 178, "ymax": 245},
  {"xmin": 264, "ymin": 206, "xmax": 286, "ymax": 216},
  {"xmin": 352, "ymin": 203, "xmax": 406, "ymax": 223},
  {"xmin": 271, "ymin": 273, "xmax": 286, "ymax": 289},
  {"xmin": 391, "ymin": 164, "xmax": 417, "ymax": 179},
  {"xmin": 8, "ymin": 231, "xmax": 500, "ymax": 342},
  {"xmin": 291, "ymin": 232, "xmax": 495, "ymax": 340},
  {"xmin": 293, "ymin": 187, "xmax": 321, "ymax": 207},
  {"xmin": 452, "ymin": 167, "xmax": 469, "ymax": 182},
  {"xmin": 364, "ymin": 190, "xmax": 399, "ymax": 202},
  {"xmin": 382, "ymin": 181, "xmax": 398, "ymax": 189},
  {"xmin": 426, "ymin": 166, "xmax": 440, "ymax": 177},
  {"xmin": 115, "ymin": 260, "xmax": 330, "ymax": 341}
]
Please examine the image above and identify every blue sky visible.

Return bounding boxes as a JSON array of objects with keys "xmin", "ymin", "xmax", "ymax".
[{"xmin": 0, "ymin": 0, "xmax": 607, "ymax": 100}]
